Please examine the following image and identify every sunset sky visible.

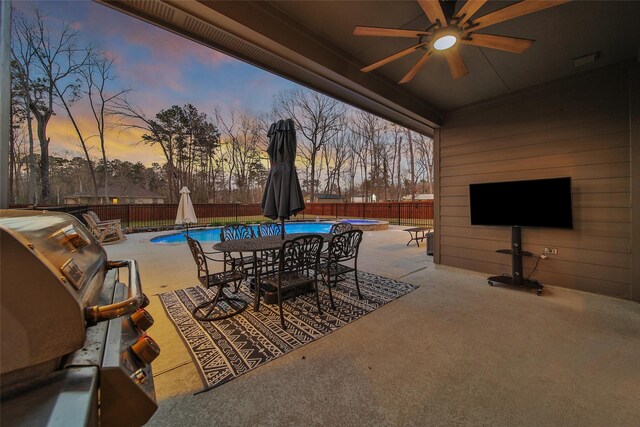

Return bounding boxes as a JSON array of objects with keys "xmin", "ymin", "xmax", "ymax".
[{"xmin": 15, "ymin": 1, "xmax": 298, "ymax": 165}]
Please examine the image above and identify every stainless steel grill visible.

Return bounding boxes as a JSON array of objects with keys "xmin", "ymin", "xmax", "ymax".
[{"xmin": 1, "ymin": 210, "xmax": 159, "ymax": 426}]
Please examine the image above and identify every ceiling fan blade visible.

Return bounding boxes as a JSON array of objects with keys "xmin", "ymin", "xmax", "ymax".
[
  {"xmin": 362, "ymin": 42, "xmax": 429, "ymax": 73},
  {"xmin": 454, "ymin": 0, "xmax": 488, "ymax": 26},
  {"xmin": 417, "ymin": 0, "xmax": 448, "ymax": 27},
  {"xmin": 399, "ymin": 49, "xmax": 434, "ymax": 84},
  {"xmin": 460, "ymin": 33, "xmax": 534, "ymax": 53},
  {"xmin": 471, "ymin": 0, "xmax": 570, "ymax": 32},
  {"xmin": 445, "ymin": 49, "xmax": 468, "ymax": 79},
  {"xmin": 353, "ymin": 26, "xmax": 431, "ymax": 38}
]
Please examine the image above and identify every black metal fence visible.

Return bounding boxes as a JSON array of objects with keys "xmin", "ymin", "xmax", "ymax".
[
  {"xmin": 63, "ymin": 201, "xmax": 434, "ymax": 230},
  {"xmin": 8, "ymin": 204, "xmax": 90, "ymax": 222},
  {"xmin": 89, "ymin": 203, "xmax": 266, "ymax": 229},
  {"xmin": 300, "ymin": 202, "xmax": 434, "ymax": 228}
]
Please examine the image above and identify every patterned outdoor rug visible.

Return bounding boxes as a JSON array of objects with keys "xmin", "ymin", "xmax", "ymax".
[{"xmin": 159, "ymin": 271, "xmax": 418, "ymax": 393}]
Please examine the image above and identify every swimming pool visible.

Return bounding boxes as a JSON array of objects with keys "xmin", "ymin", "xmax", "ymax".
[
  {"xmin": 150, "ymin": 219, "xmax": 390, "ymax": 244},
  {"xmin": 150, "ymin": 222, "xmax": 333, "ymax": 244}
]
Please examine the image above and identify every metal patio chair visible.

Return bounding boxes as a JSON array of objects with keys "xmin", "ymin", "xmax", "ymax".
[
  {"xmin": 258, "ymin": 222, "xmax": 283, "ymax": 237},
  {"xmin": 319, "ymin": 229, "xmax": 363, "ymax": 309},
  {"xmin": 219, "ymin": 224, "xmax": 257, "ymax": 273},
  {"xmin": 257, "ymin": 234, "xmax": 324, "ymax": 329},
  {"xmin": 329, "ymin": 221, "xmax": 353, "ymax": 235},
  {"xmin": 321, "ymin": 221, "xmax": 353, "ymax": 258},
  {"xmin": 257, "ymin": 222, "xmax": 284, "ymax": 273},
  {"xmin": 186, "ymin": 236, "xmax": 247, "ymax": 321}
]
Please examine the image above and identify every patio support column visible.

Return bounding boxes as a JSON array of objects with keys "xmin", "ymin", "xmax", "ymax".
[
  {"xmin": 433, "ymin": 127, "xmax": 441, "ymax": 264},
  {"xmin": 630, "ymin": 63, "xmax": 640, "ymax": 302}
]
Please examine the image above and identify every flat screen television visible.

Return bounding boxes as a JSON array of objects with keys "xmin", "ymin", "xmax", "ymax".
[{"xmin": 469, "ymin": 177, "xmax": 573, "ymax": 228}]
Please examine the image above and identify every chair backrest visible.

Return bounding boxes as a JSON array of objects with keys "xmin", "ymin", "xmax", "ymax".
[
  {"xmin": 221, "ymin": 224, "xmax": 254, "ymax": 242},
  {"xmin": 278, "ymin": 234, "xmax": 323, "ymax": 275},
  {"xmin": 87, "ymin": 210, "xmax": 99, "ymax": 222},
  {"xmin": 330, "ymin": 221, "xmax": 353, "ymax": 235},
  {"xmin": 186, "ymin": 236, "xmax": 209, "ymax": 286},
  {"xmin": 258, "ymin": 222, "xmax": 283, "ymax": 237},
  {"xmin": 327, "ymin": 230, "xmax": 363, "ymax": 264},
  {"xmin": 82, "ymin": 213, "xmax": 99, "ymax": 230}
]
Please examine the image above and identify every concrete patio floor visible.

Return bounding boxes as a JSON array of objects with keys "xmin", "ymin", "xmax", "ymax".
[{"xmin": 106, "ymin": 227, "xmax": 640, "ymax": 426}]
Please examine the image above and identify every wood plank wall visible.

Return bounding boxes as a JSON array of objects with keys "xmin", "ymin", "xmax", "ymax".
[{"xmin": 437, "ymin": 64, "xmax": 632, "ymax": 299}]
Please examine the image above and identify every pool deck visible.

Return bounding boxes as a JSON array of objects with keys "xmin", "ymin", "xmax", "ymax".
[{"xmin": 105, "ymin": 227, "xmax": 640, "ymax": 427}]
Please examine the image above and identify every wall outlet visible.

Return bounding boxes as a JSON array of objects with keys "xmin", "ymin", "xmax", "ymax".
[{"xmin": 544, "ymin": 247, "xmax": 558, "ymax": 255}]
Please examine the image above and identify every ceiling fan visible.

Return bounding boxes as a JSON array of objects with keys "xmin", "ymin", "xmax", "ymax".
[{"xmin": 354, "ymin": 0, "xmax": 570, "ymax": 83}]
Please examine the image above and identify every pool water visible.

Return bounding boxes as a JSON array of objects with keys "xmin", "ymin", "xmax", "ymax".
[{"xmin": 151, "ymin": 222, "xmax": 333, "ymax": 244}]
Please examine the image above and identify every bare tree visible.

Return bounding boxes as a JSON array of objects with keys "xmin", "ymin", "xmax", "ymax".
[
  {"xmin": 415, "ymin": 133, "xmax": 434, "ymax": 193},
  {"xmin": 11, "ymin": 11, "xmax": 38, "ymax": 203},
  {"xmin": 407, "ymin": 129, "xmax": 416, "ymax": 200},
  {"xmin": 215, "ymin": 108, "xmax": 265, "ymax": 203},
  {"xmin": 53, "ymin": 44, "xmax": 99, "ymax": 199},
  {"xmin": 344, "ymin": 130, "xmax": 360, "ymax": 202},
  {"xmin": 352, "ymin": 110, "xmax": 387, "ymax": 201},
  {"xmin": 272, "ymin": 88, "xmax": 345, "ymax": 200},
  {"xmin": 12, "ymin": 9, "xmax": 91, "ymax": 202},
  {"xmin": 322, "ymin": 127, "xmax": 350, "ymax": 197},
  {"xmin": 81, "ymin": 53, "xmax": 129, "ymax": 203}
]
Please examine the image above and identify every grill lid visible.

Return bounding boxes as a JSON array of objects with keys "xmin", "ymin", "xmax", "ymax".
[{"xmin": 1, "ymin": 210, "xmax": 107, "ymax": 380}]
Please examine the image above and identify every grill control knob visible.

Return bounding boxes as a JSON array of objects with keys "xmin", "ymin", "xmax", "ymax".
[
  {"xmin": 131, "ymin": 369, "xmax": 147, "ymax": 384},
  {"xmin": 131, "ymin": 335, "xmax": 160, "ymax": 365},
  {"xmin": 131, "ymin": 309, "xmax": 154, "ymax": 331},
  {"xmin": 141, "ymin": 293, "xmax": 150, "ymax": 309}
]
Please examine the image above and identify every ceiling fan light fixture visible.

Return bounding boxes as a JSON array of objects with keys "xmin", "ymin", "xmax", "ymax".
[{"xmin": 433, "ymin": 35, "xmax": 458, "ymax": 51}]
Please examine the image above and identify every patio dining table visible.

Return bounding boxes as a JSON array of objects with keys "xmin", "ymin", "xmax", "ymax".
[
  {"xmin": 213, "ymin": 233, "xmax": 332, "ymax": 308},
  {"xmin": 212, "ymin": 233, "xmax": 331, "ymax": 253}
]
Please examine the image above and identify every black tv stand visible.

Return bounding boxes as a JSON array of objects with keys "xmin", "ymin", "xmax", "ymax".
[{"xmin": 488, "ymin": 226, "xmax": 543, "ymax": 295}]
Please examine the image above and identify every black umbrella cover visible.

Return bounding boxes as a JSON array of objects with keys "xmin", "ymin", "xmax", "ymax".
[{"xmin": 261, "ymin": 119, "xmax": 306, "ymax": 220}]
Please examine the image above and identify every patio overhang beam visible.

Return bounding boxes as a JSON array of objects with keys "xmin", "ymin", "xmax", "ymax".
[{"xmin": 98, "ymin": 0, "xmax": 441, "ymax": 134}]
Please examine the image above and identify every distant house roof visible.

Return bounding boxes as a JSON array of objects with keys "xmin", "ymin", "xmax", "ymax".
[
  {"xmin": 316, "ymin": 193, "xmax": 342, "ymax": 199},
  {"xmin": 304, "ymin": 193, "xmax": 343, "ymax": 200},
  {"xmin": 65, "ymin": 183, "xmax": 165, "ymax": 199},
  {"xmin": 402, "ymin": 193, "xmax": 434, "ymax": 201}
]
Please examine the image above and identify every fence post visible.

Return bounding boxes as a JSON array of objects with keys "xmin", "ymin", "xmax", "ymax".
[
  {"xmin": 397, "ymin": 203, "xmax": 401, "ymax": 226},
  {"xmin": 235, "ymin": 204, "xmax": 238, "ymax": 222}
]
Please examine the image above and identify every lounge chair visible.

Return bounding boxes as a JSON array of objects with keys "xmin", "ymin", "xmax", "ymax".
[
  {"xmin": 82, "ymin": 213, "xmax": 126, "ymax": 244},
  {"xmin": 87, "ymin": 210, "xmax": 121, "ymax": 226}
]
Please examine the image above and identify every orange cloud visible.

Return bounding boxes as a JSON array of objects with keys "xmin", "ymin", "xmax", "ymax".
[{"xmin": 46, "ymin": 106, "xmax": 165, "ymax": 166}]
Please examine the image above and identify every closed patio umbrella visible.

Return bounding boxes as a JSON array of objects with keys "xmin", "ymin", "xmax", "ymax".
[
  {"xmin": 261, "ymin": 119, "xmax": 306, "ymax": 239},
  {"xmin": 176, "ymin": 186, "xmax": 197, "ymax": 235}
]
